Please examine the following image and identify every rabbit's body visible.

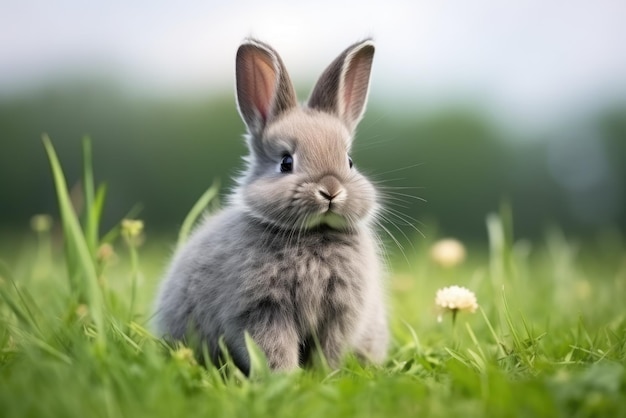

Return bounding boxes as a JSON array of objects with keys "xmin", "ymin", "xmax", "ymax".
[
  {"xmin": 156, "ymin": 39, "xmax": 388, "ymax": 372},
  {"xmin": 158, "ymin": 206, "xmax": 386, "ymax": 372}
]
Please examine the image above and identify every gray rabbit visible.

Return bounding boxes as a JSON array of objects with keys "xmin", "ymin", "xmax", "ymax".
[{"xmin": 155, "ymin": 38, "xmax": 388, "ymax": 373}]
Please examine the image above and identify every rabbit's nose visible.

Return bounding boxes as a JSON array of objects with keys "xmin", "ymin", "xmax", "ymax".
[
  {"xmin": 319, "ymin": 190, "xmax": 338, "ymax": 201},
  {"xmin": 318, "ymin": 176, "xmax": 344, "ymax": 202}
]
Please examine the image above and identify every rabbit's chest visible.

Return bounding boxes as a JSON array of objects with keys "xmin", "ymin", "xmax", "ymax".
[
  {"xmin": 280, "ymin": 239, "xmax": 368, "ymax": 331},
  {"xmin": 235, "ymin": 225, "xmax": 378, "ymax": 334}
]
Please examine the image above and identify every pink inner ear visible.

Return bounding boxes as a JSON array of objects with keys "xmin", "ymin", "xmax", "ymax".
[
  {"xmin": 250, "ymin": 55, "xmax": 276, "ymax": 122},
  {"xmin": 342, "ymin": 69, "xmax": 358, "ymax": 121},
  {"xmin": 341, "ymin": 46, "xmax": 373, "ymax": 126},
  {"xmin": 338, "ymin": 44, "xmax": 374, "ymax": 128}
]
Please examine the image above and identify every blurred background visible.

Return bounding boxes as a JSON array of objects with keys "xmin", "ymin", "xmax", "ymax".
[{"xmin": 1, "ymin": 0, "xmax": 625, "ymax": 244}]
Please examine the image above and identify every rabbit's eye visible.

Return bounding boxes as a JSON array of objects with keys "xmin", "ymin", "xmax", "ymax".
[
  {"xmin": 348, "ymin": 156, "xmax": 354, "ymax": 169},
  {"xmin": 280, "ymin": 154, "xmax": 294, "ymax": 173}
]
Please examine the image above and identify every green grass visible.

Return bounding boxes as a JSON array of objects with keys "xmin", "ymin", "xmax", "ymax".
[{"xmin": 1, "ymin": 138, "xmax": 625, "ymax": 418}]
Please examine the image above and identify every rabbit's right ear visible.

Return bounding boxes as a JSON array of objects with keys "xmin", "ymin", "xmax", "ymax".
[
  {"xmin": 308, "ymin": 40, "xmax": 375, "ymax": 134},
  {"xmin": 236, "ymin": 39, "xmax": 297, "ymax": 135}
]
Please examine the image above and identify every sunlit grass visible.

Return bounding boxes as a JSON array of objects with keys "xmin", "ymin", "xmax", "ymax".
[{"xmin": 0, "ymin": 138, "xmax": 624, "ymax": 417}]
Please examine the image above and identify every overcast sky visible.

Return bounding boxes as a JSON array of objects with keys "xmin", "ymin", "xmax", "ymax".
[{"xmin": 2, "ymin": 0, "xmax": 626, "ymax": 124}]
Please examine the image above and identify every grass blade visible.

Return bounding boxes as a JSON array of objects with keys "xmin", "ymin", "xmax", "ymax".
[
  {"xmin": 177, "ymin": 180, "xmax": 220, "ymax": 249},
  {"xmin": 82, "ymin": 136, "xmax": 97, "ymax": 257},
  {"xmin": 42, "ymin": 134, "xmax": 106, "ymax": 350},
  {"xmin": 244, "ymin": 331, "xmax": 270, "ymax": 379}
]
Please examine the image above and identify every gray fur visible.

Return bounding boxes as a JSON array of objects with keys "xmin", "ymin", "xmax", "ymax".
[{"xmin": 155, "ymin": 38, "xmax": 388, "ymax": 373}]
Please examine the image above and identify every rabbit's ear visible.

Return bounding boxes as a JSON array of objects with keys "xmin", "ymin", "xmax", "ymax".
[
  {"xmin": 308, "ymin": 40, "xmax": 375, "ymax": 133},
  {"xmin": 236, "ymin": 39, "xmax": 297, "ymax": 135}
]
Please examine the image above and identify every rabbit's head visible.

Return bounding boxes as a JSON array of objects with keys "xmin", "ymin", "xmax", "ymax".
[{"xmin": 233, "ymin": 39, "xmax": 378, "ymax": 232}]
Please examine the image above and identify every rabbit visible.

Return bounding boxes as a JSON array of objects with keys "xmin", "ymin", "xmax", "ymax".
[{"xmin": 155, "ymin": 38, "xmax": 388, "ymax": 373}]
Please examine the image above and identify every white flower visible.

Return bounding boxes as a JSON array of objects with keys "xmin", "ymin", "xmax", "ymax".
[
  {"xmin": 435, "ymin": 285, "xmax": 478, "ymax": 323},
  {"xmin": 430, "ymin": 238, "xmax": 466, "ymax": 268}
]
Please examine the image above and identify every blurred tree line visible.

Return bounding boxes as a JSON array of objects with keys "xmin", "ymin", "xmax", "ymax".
[{"xmin": 1, "ymin": 81, "xmax": 624, "ymax": 242}]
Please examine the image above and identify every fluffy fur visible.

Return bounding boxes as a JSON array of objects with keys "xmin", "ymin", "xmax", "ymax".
[{"xmin": 155, "ymin": 38, "xmax": 388, "ymax": 373}]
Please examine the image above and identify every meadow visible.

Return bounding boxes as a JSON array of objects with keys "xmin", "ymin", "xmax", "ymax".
[{"xmin": 0, "ymin": 138, "xmax": 625, "ymax": 417}]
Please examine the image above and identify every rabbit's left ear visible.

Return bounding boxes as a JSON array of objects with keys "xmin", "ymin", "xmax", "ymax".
[
  {"xmin": 308, "ymin": 40, "xmax": 375, "ymax": 133},
  {"xmin": 236, "ymin": 39, "xmax": 297, "ymax": 135}
]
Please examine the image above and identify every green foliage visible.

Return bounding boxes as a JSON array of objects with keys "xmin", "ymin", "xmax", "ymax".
[
  {"xmin": 1, "ymin": 84, "xmax": 625, "ymax": 239},
  {"xmin": 0, "ymin": 139, "xmax": 625, "ymax": 417}
]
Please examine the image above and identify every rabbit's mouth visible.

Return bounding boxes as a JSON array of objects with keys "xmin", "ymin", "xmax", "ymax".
[{"xmin": 304, "ymin": 211, "xmax": 350, "ymax": 231}]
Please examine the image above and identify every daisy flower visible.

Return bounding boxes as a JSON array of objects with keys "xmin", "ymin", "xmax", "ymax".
[{"xmin": 435, "ymin": 285, "xmax": 478, "ymax": 324}]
